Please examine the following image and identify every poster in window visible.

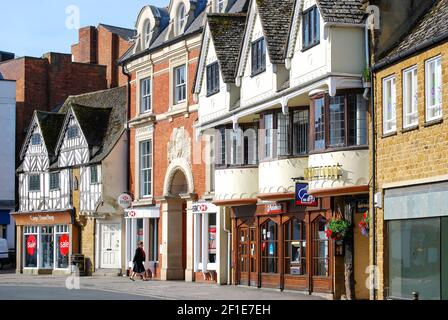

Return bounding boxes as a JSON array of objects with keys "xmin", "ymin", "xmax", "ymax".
[
  {"xmin": 26, "ymin": 235, "xmax": 37, "ymax": 256},
  {"xmin": 269, "ymin": 243, "xmax": 274, "ymax": 256},
  {"xmin": 208, "ymin": 226, "xmax": 216, "ymax": 254},
  {"xmin": 59, "ymin": 234, "xmax": 70, "ymax": 257}
]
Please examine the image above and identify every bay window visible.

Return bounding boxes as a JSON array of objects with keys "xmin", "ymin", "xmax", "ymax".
[
  {"xmin": 425, "ymin": 56, "xmax": 442, "ymax": 122},
  {"xmin": 215, "ymin": 124, "xmax": 258, "ymax": 167},
  {"xmin": 403, "ymin": 66, "xmax": 418, "ymax": 128},
  {"xmin": 311, "ymin": 92, "xmax": 367, "ymax": 151},
  {"xmin": 383, "ymin": 76, "xmax": 397, "ymax": 134}
]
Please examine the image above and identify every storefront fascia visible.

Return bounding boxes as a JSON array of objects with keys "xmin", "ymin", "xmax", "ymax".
[
  {"xmin": 13, "ymin": 210, "xmax": 75, "ymax": 275},
  {"xmin": 192, "ymin": 202, "xmax": 218, "ymax": 275},
  {"xmin": 124, "ymin": 206, "xmax": 160, "ymax": 275}
]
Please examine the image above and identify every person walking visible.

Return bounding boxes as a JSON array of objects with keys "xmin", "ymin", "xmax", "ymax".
[{"xmin": 130, "ymin": 241, "xmax": 149, "ymax": 281}]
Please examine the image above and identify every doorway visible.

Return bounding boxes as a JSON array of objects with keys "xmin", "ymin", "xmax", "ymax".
[{"xmin": 99, "ymin": 223, "xmax": 121, "ymax": 269}]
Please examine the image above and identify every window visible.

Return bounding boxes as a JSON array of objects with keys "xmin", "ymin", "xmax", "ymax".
[
  {"xmin": 251, "ymin": 38, "xmax": 266, "ymax": 76},
  {"xmin": 284, "ymin": 218, "xmax": 307, "ymax": 275},
  {"xmin": 90, "ymin": 166, "xmax": 99, "ymax": 184},
  {"xmin": 49, "ymin": 172, "xmax": 60, "ymax": 190},
  {"xmin": 277, "ymin": 113, "xmax": 290, "ymax": 156},
  {"xmin": 31, "ymin": 133, "xmax": 41, "ymax": 146},
  {"xmin": 216, "ymin": 0, "xmax": 225, "ymax": 12},
  {"xmin": 40, "ymin": 226, "xmax": 54, "ymax": 269},
  {"xmin": 311, "ymin": 93, "xmax": 367, "ymax": 151},
  {"xmin": 216, "ymin": 125, "xmax": 258, "ymax": 167},
  {"xmin": 177, "ymin": 3, "xmax": 186, "ymax": 35},
  {"xmin": 425, "ymin": 56, "xmax": 442, "ymax": 122},
  {"xmin": 140, "ymin": 77, "xmax": 151, "ymax": 113},
  {"xmin": 29, "ymin": 174, "xmax": 40, "ymax": 192},
  {"xmin": 261, "ymin": 220, "xmax": 278, "ymax": 274},
  {"xmin": 140, "ymin": 140, "xmax": 152, "ymax": 197},
  {"xmin": 206, "ymin": 62, "xmax": 220, "ymax": 96},
  {"xmin": 148, "ymin": 219, "xmax": 159, "ymax": 261},
  {"xmin": 383, "ymin": 76, "xmax": 397, "ymax": 134},
  {"xmin": 263, "ymin": 114, "xmax": 274, "ymax": 159},
  {"xmin": 403, "ymin": 66, "xmax": 418, "ymax": 128},
  {"xmin": 55, "ymin": 225, "xmax": 69, "ymax": 269},
  {"xmin": 144, "ymin": 21, "xmax": 151, "ymax": 49},
  {"xmin": 24, "ymin": 226, "xmax": 38, "ymax": 268},
  {"xmin": 67, "ymin": 125, "xmax": 79, "ymax": 139},
  {"xmin": 293, "ymin": 110, "xmax": 309, "ymax": 155},
  {"xmin": 313, "ymin": 216, "xmax": 329, "ymax": 276},
  {"xmin": 174, "ymin": 65, "xmax": 187, "ymax": 104},
  {"xmin": 302, "ymin": 6, "xmax": 320, "ymax": 50}
]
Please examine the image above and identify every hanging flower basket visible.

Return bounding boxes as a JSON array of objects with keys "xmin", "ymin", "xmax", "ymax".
[
  {"xmin": 325, "ymin": 218, "xmax": 351, "ymax": 240},
  {"xmin": 358, "ymin": 212, "xmax": 370, "ymax": 237}
]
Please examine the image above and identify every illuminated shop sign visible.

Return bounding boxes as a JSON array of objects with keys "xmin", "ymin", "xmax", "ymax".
[{"xmin": 304, "ymin": 165, "xmax": 343, "ymax": 180}]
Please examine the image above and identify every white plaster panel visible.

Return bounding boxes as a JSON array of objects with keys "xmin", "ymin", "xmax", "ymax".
[{"xmin": 214, "ymin": 167, "xmax": 259, "ymax": 201}]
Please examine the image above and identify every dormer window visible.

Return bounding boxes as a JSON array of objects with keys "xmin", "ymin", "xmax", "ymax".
[
  {"xmin": 216, "ymin": 0, "xmax": 225, "ymax": 12},
  {"xmin": 176, "ymin": 3, "xmax": 186, "ymax": 35},
  {"xmin": 206, "ymin": 62, "xmax": 220, "ymax": 96},
  {"xmin": 302, "ymin": 6, "xmax": 320, "ymax": 51},
  {"xmin": 31, "ymin": 133, "xmax": 41, "ymax": 146},
  {"xmin": 251, "ymin": 38, "xmax": 266, "ymax": 76},
  {"xmin": 144, "ymin": 20, "xmax": 151, "ymax": 49},
  {"xmin": 67, "ymin": 125, "xmax": 79, "ymax": 139}
]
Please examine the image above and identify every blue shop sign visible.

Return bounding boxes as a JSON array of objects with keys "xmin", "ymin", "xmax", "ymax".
[{"xmin": 295, "ymin": 183, "xmax": 318, "ymax": 207}]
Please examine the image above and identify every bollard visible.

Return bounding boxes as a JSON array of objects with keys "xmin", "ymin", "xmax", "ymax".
[{"xmin": 412, "ymin": 291, "xmax": 419, "ymax": 300}]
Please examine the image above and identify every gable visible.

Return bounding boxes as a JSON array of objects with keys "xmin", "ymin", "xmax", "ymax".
[
  {"xmin": 20, "ymin": 114, "xmax": 48, "ymax": 160},
  {"xmin": 56, "ymin": 110, "xmax": 88, "ymax": 155}
]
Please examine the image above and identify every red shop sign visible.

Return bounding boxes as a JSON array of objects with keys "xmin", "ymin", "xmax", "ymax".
[
  {"xmin": 26, "ymin": 235, "xmax": 37, "ymax": 256},
  {"xmin": 59, "ymin": 234, "xmax": 70, "ymax": 257}
]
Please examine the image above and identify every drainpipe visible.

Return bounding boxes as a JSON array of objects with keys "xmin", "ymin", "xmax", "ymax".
[
  {"xmin": 370, "ymin": 69, "xmax": 377, "ymax": 301},
  {"xmin": 363, "ymin": 23, "xmax": 371, "ymax": 100},
  {"xmin": 121, "ymin": 63, "xmax": 132, "ymax": 194},
  {"xmin": 222, "ymin": 207, "xmax": 232, "ymax": 285}
]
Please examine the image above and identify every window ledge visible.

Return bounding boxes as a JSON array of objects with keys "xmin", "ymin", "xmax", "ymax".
[
  {"xmin": 381, "ymin": 131, "xmax": 397, "ymax": 139},
  {"xmin": 215, "ymin": 164, "xmax": 259, "ymax": 170},
  {"xmin": 251, "ymin": 68, "xmax": 266, "ymax": 78},
  {"xmin": 424, "ymin": 118, "xmax": 443, "ymax": 127},
  {"xmin": 401, "ymin": 125, "xmax": 419, "ymax": 133},
  {"xmin": 309, "ymin": 145, "xmax": 368, "ymax": 155}
]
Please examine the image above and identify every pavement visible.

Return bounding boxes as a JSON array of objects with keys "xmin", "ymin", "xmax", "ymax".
[{"xmin": 0, "ymin": 270, "xmax": 324, "ymax": 300}]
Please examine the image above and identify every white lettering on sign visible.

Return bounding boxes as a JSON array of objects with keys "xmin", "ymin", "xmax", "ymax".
[
  {"xmin": 192, "ymin": 202, "xmax": 217, "ymax": 214},
  {"xmin": 266, "ymin": 203, "xmax": 282, "ymax": 214},
  {"xmin": 29, "ymin": 214, "xmax": 55, "ymax": 222}
]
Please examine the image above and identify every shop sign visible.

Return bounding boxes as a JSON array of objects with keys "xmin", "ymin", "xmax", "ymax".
[
  {"xmin": 295, "ymin": 183, "xmax": 318, "ymax": 207},
  {"xmin": 13, "ymin": 211, "xmax": 72, "ymax": 226},
  {"xmin": 27, "ymin": 235, "xmax": 37, "ymax": 256},
  {"xmin": 118, "ymin": 193, "xmax": 133, "ymax": 209},
  {"xmin": 192, "ymin": 202, "xmax": 217, "ymax": 214},
  {"xmin": 59, "ymin": 234, "xmax": 70, "ymax": 257},
  {"xmin": 266, "ymin": 202, "xmax": 282, "ymax": 214},
  {"xmin": 124, "ymin": 206, "xmax": 160, "ymax": 219},
  {"xmin": 304, "ymin": 165, "xmax": 343, "ymax": 180}
]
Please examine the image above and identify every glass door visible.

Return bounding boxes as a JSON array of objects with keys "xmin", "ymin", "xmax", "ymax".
[{"xmin": 238, "ymin": 227, "xmax": 250, "ymax": 285}]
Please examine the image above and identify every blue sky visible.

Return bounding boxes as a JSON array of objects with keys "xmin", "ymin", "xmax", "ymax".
[{"xmin": 0, "ymin": 0, "xmax": 167, "ymax": 58}]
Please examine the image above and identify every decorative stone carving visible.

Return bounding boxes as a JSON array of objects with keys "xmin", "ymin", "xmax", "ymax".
[{"xmin": 168, "ymin": 127, "xmax": 191, "ymax": 164}]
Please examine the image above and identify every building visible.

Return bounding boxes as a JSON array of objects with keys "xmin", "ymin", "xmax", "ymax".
[
  {"xmin": 14, "ymin": 87, "xmax": 127, "ymax": 275},
  {"xmin": 121, "ymin": 0, "xmax": 247, "ymax": 284},
  {"xmin": 72, "ymin": 24, "xmax": 136, "ymax": 88},
  {"xmin": 194, "ymin": 0, "xmax": 372, "ymax": 299},
  {"xmin": 0, "ymin": 79, "xmax": 16, "ymax": 253},
  {"xmin": 371, "ymin": 0, "xmax": 448, "ymax": 300}
]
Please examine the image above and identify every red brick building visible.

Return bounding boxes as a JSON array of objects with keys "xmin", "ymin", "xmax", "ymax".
[{"xmin": 72, "ymin": 24, "xmax": 136, "ymax": 88}]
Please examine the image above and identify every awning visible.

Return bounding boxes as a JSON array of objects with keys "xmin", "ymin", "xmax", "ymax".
[
  {"xmin": 0, "ymin": 210, "xmax": 10, "ymax": 225},
  {"xmin": 125, "ymin": 206, "xmax": 160, "ymax": 219}
]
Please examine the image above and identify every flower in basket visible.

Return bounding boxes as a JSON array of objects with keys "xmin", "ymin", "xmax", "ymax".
[
  {"xmin": 358, "ymin": 211, "xmax": 370, "ymax": 237},
  {"xmin": 325, "ymin": 229, "xmax": 333, "ymax": 239},
  {"xmin": 325, "ymin": 218, "xmax": 351, "ymax": 240}
]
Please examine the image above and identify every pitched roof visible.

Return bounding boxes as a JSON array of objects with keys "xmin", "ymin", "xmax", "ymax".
[
  {"xmin": 376, "ymin": 0, "xmax": 448, "ymax": 68},
  {"xmin": 316, "ymin": 0, "xmax": 365, "ymax": 24},
  {"xmin": 35, "ymin": 112, "xmax": 66, "ymax": 156},
  {"xmin": 256, "ymin": 0, "xmax": 294, "ymax": 64},
  {"xmin": 99, "ymin": 24, "xmax": 137, "ymax": 40},
  {"xmin": 208, "ymin": 13, "xmax": 247, "ymax": 83},
  {"xmin": 229, "ymin": 0, "xmax": 250, "ymax": 13}
]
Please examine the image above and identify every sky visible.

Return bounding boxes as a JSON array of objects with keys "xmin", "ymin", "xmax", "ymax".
[{"xmin": 0, "ymin": 0, "xmax": 168, "ymax": 58}]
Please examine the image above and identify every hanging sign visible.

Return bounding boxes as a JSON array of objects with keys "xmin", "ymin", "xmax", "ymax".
[
  {"xmin": 26, "ymin": 235, "xmax": 37, "ymax": 256},
  {"xmin": 295, "ymin": 183, "xmax": 318, "ymax": 207},
  {"xmin": 192, "ymin": 202, "xmax": 218, "ymax": 214},
  {"xmin": 118, "ymin": 193, "xmax": 133, "ymax": 209},
  {"xmin": 59, "ymin": 234, "xmax": 70, "ymax": 257}
]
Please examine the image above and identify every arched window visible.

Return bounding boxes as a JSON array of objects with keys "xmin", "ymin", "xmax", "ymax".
[
  {"xmin": 176, "ymin": 3, "xmax": 186, "ymax": 35},
  {"xmin": 260, "ymin": 219, "xmax": 278, "ymax": 274},
  {"xmin": 312, "ymin": 215, "xmax": 329, "ymax": 276},
  {"xmin": 284, "ymin": 218, "xmax": 306, "ymax": 275},
  {"xmin": 144, "ymin": 20, "xmax": 151, "ymax": 49}
]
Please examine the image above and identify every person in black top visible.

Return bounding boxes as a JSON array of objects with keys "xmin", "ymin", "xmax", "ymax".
[{"xmin": 130, "ymin": 241, "xmax": 149, "ymax": 281}]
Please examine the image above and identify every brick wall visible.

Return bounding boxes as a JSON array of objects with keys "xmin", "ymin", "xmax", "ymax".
[{"xmin": 372, "ymin": 41, "xmax": 448, "ymax": 299}]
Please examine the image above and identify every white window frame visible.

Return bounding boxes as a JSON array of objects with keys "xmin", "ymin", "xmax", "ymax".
[
  {"xmin": 425, "ymin": 56, "xmax": 443, "ymax": 122},
  {"xmin": 139, "ymin": 139, "xmax": 152, "ymax": 198},
  {"xmin": 140, "ymin": 77, "xmax": 152, "ymax": 113},
  {"xmin": 194, "ymin": 212, "xmax": 217, "ymax": 272},
  {"xmin": 23, "ymin": 226, "xmax": 39, "ymax": 269},
  {"xmin": 54, "ymin": 225, "xmax": 70, "ymax": 270},
  {"xmin": 144, "ymin": 20, "xmax": 151, "ymax": 49},
  {"xmin": 216, "ymin": 0, "xmax": 225, "ymax": 12},
  {"xmin": 382, "ymin": 75, "xmax": 397, "ymax": 134},
  {"xmin": 177, "ymin": 3, "xmax": 186, "ymax": 36},
  {"xmin": 174, "ymin": 64, "xmax": 187, "ymax": 105},
  {"xmin": 402, "ymin": 66, "xmax": 418, "ymax": 128}
]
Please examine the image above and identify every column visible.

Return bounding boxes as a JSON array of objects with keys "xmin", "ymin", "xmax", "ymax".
[
  {"xmin": 185, "ymin": 199, "xmax": 195, "ymax": 282},
  {"xmin": 16, "ymin": 225, "xmax": 23, "ymax": 274}
]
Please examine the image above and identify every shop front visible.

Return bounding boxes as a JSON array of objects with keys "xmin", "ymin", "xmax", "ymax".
[
  {"xmin": 13, "ymin": 210, "xmax": 77, "ymax": 275},
  {"xmin": 124, "ymin": 206, "xmax": 160, "ymax": 278},
  {"xmin": 384, "ymin": 181, "xmax": 448, "ymax": 300},
  {"xmin": 192, "ymin": 201, "xmax": 218, "ymax": 282}
]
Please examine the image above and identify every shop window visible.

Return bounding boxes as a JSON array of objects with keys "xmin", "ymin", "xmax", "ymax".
[
  {"xmin": 140, "ymin": 77, "xmax": 152, "ymax": 113},
  {"xmin": 195, "ymin": 212, "xmax": 217, "ymax": 270},
  {"xmin": 403, "ymin": 66, "xmax": 418, "ymax": 128},
  {"xmin": 49, "ymin": 172, "xmax": 60, "ymax": 191},
  {"xmin": 250, "ymin": 227, "xmax": 256, "ymax": 273},
  {"xmin": 29, "ymin": 174, "xmax": 40, "ymax": 192},
  {"xmin": 208, "ymin": 213, "xmax": 217, "ymax": 264},
  {"xmin": 284, "ymin": 218, "xmax": 306, "ymax": 275},
  {"xmin": 140, "ymin": 140, "xmax": 152, "ymax": 198},
  {"xmin": 40, "ymin": 226, "xmax": 54, "ymax": 269},
  {"xmin": 55, "ymin": 225, "xmax": 69, "ymax": 269},
  {"xmin": 302, "ymin": 5, "xmax": 320, "ymax": 50},
  {"xmin": 261, "ymin": 220, "xmax": 278, "ymax": 274},
  {"xmin": 311, "ymin": 93, "xmax": 367, "ymax": 151},
  {"xmin": 312, "ymin": 216, "xmax": 329, "ymax": 276},
  {"xmin": 136, "ymin": 219, "xmax": 144, "ymax": 244},
  {"xmin": 383, "ymin": 76, "xmax": 397, "ymax": 134},
  {"xmin": 24, "ymin": 226, "xmax": 38, "ymax": 268},
  {"xmin": 148, "ymin": 218, "xmax": 159, "ymax": 261},
  {"xmin": 251, "ymin": 38, "xmax": 266, "ymax": 76},
  {"xmin": 425, "ymin": 56, "xmax": 442, "ymax": 122},
  {"xmin": 174, "ymin": 65, "xmax": 187, "ymax": 104},
  {"xmin": 238, "ymin": 228, "xmax": 249, "ymax": 273},
  {"xmin": 31, "ymin": 133, "xmax": 41, "ymax": 146},
  {"xmin": 206, "ymin": 62, "xmax": 220, "ymax": 96}
]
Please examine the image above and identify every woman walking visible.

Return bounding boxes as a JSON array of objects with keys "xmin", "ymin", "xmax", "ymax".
[{"xmin": 130, "ymin": 241, "xmax": 149, "ymax": 281}]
